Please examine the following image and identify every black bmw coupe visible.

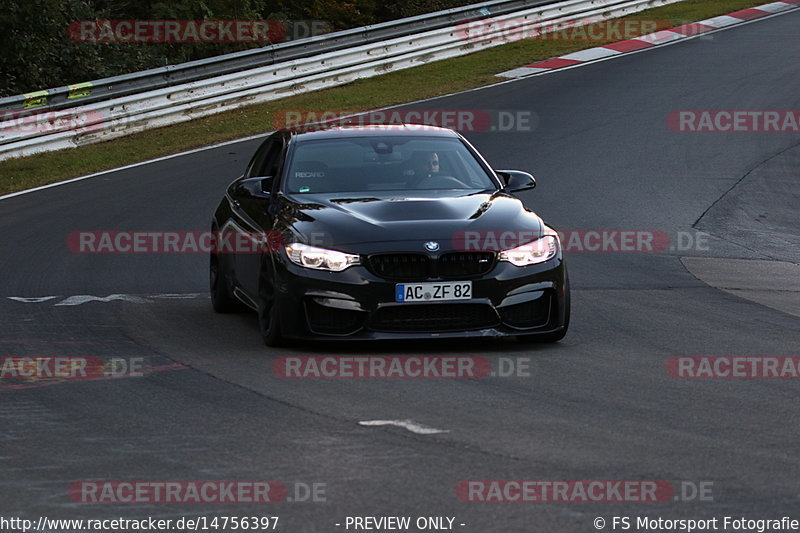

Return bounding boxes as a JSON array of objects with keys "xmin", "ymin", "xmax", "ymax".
[{"xmin": 211, "ymin": 125, "xmax": 569, "ymax": 345}]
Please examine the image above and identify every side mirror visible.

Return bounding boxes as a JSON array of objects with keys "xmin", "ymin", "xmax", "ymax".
[
  {"xmin": 496, "ymin": 170, "xmax": 536, "ymax": 193},
  {"xmin": 233, "ymin": 176, "xmax": 273, "ymax": 199}
]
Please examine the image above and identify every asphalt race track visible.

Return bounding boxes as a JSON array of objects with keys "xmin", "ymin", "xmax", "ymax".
[{"xmin": 1, "ymin": 10, "xmax": 799, "ymax": 532}]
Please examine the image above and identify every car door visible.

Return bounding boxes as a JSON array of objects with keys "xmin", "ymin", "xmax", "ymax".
[{"xmin": 228, "ymin": 133, "xmax": 287, "ymax": 302}]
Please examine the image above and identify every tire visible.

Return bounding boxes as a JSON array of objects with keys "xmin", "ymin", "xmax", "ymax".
[
  {"xmin": 257, "ymin": 262, "xmax": 284, "ymax": 347},
  {"xmin": 210, "ymin": 250, "xmax": 243, "ymax": 313},
  {"xmin": 516, "ymin": 271, "xmax": 570, "ymax": 344}
]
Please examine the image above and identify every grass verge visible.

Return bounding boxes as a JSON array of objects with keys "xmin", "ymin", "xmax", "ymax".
[{"xmin": 0, "ymin": 0, "xmax": 778, "ymax": 196}]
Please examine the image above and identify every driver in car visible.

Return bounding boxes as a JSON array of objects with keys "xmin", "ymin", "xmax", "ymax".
[
  {"xmin": 406, "ymin": 151, "xmax": 441, "ymax": 188},
  {"xmin": 406, "ymin": 151, "xmax": 469, "ymax": 189},
  {"xmin": 412, "ymin": 151, "xmax": 440, "ymax": 178}
]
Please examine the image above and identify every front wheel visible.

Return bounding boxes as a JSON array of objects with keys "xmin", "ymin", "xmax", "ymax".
[
  {"xmin": 257, "ymin": 264, "xmax": 284, "ymax": 347},
  {"xmin": 210, "ymin": 251, "xmax": 243, "ymax": 313}
]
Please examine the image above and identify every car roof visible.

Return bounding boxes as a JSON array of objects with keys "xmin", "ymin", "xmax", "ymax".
[{"xmin": 286, "ymin": 124, "xmax": 462, "ymax": 142}]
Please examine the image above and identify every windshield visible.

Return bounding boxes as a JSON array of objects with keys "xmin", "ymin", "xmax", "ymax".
[{"xmin": 283, "ymin": 136, "xmax": 497, "ymax": 194}]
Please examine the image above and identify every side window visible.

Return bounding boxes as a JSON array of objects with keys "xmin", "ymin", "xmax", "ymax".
[
  {"xmin": 261, "ymin": 143, "xmax": 283, "ymax": 178},
  {"xmin": 245, "ymin": 137, "xmax": 283, "ymax": 178}
]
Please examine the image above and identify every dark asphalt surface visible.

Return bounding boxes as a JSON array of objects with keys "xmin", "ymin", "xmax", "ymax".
[{"xmin": 1, "ymin": 10, "xmax": 799, "ymax": 532}]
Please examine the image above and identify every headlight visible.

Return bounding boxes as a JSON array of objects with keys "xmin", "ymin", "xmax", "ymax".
[
  {"xmin": 498, "ymin": 235, "xmax": 558, "ymax": 266},
  {"xmin": 285, "ymin": 243, "xmax": 360, "ymax": 272}
]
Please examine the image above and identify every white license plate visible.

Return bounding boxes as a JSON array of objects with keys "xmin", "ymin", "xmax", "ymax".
[{"xmin": 395, "ymin": 281, "xmax": 472, "ymax": 302}]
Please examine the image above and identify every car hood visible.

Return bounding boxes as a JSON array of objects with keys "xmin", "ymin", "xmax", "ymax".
[{"xmin": 279, "ymin": 192, "xmax": 545, "ymax": 253}]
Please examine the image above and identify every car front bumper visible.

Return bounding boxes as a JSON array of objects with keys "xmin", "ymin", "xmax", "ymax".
[{"xmin": 271, "ymin": 255, "xmax": 568, "ymax": 340}]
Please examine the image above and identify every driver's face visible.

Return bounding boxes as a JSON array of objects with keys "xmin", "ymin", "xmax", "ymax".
[{"xmin": 421, "ymin": 153, "xmax": 439, "ymax": 173}]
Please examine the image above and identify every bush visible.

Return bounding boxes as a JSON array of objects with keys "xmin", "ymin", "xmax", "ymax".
[{"xmin": 0, "ymin": 0, "xmax": 480, "ymax": 97}]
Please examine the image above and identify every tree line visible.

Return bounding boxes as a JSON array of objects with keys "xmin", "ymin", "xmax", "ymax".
[{"xmin": 0, "ymin": 0, "xmax": 473, "ymax": 97}]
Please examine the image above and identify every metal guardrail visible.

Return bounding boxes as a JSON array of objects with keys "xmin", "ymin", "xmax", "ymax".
[
  {"xmin": 0, "ymin": 0, "xmax": 685, "ymax": 160},
  {"xmin": 0, "ymin": 0, "xmax": 554, "ymax": 113}
]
